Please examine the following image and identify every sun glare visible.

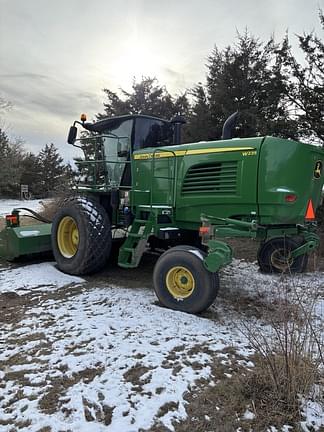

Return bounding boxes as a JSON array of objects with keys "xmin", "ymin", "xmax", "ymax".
[{"xmin": 109, "ymin": 38, "xmax": 162, "ymax": 87}]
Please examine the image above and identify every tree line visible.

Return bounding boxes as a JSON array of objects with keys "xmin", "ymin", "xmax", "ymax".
[
  {"xmin": 0, "ymin": 131, "xmax": 71, "ymax": 198},
  {"xmin": 98, "ymin": 16, "xmax": 324, "ymax": 145},
  {"xmin": 0, "ymin": 12, "xmax": 323, "ymax": 199}
]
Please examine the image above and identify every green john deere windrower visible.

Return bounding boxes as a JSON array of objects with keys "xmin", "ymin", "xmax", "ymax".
[{"xmin": 1, "ymin": 112, "xmax": 323, "ymax": 313}]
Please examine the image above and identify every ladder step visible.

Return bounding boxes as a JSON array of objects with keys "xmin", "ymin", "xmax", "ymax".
[
  {"xmin": 134, "ymin": 219, "xmax": 148, "ymax": 224},
  {"xmin": 123, "ymin": 247, "xmax": 134, "ymax": 253},
  {"xmin": 118, "ymin": 262, "xmax": 138, "ymax": 269},
  {"xmin": 128, "ymin": 233, "xmax": 142, "ymax": 238}
]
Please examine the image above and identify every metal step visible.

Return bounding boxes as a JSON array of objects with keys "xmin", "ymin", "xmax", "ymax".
[
  {"xmin": 123, "ymin": 247, "xmax": 135, "ymax": 253},
  {"xmin": 118, "ymin": 213, "xmax": 153, "ymax": 268},
  {"xmin": 133, "ymin": 219, "xmax": 148, "ymax": 224},
  {"xmin": 128, "ymin": 233, "xmax": 142, "ymax": 238}
]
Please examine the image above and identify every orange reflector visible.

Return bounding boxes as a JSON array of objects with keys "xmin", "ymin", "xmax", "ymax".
[
  {"xmin": 199, "ymin": 226, "xmax": 210, "ymax": 234},
  {"xmin": 305, "ymin": 199, "xmax": 315, "ymax": 220}
]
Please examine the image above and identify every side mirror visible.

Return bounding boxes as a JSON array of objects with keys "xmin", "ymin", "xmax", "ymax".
[{"xmin": 67, "ymin": 126, "xmax": 77, "ymax": 144}]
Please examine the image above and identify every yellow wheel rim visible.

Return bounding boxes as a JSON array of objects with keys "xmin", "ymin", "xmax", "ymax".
[
  {"xmin": 166, "ymin": 266, "xmax": 195, "ymax": 299},
  {"xmin": 57, "ymin": 216, "xmax": 79, "ymax": 258},
  {"xmin": 270, "ymin": 248, "xmax": 293, "ymax": 271}
]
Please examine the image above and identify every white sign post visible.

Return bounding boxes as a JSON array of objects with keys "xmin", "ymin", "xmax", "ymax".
[{"xmin": 21, "ymin": 184, "xmax": 29, "ymax": 200}]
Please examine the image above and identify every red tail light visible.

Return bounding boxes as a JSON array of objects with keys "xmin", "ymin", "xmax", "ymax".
[
  {"xmin": 6, "ymin": 215, "xmax": 18, "ymax": 224},
  {"xmin": 285, "ymin": 194, "xmax": 297, "ymax": 203}
]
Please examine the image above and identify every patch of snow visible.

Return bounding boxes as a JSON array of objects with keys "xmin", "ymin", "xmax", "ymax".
[
  {"xmin": 0, "ymin": 262, "xmax": 84, "ymax": 294},
  {"xmin": 243, "ymin": 409, "xmax": 255, "ymax": 420},
  {"xmin": 221, "ymin": 258, "xmax": 324, "ymax": 323},
  {"xmin": 300, "ymin": 393, "xmax": 324, "ymax": 431},
  {"xmin": 0, "ymin": 254, "xmax": 323, "ymax": 431},
  {"xmin": 0, "ymin": 199, "xmax": 49, "ymax": 217},
  {"xmin": 0, "ymin": 285, "xmax": 252, "ymax": 432}
]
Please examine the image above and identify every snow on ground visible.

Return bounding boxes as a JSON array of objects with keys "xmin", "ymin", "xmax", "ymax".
[
  {"xmin": 0, "ymin": 284, "xmax": 253, "ymax": 432},
  {"xmin": 0, "ymin": 258, "xmax": 323, "ymax": 431},
  {"xmin": 222, "ymin": 259, "xmax": 324, "ymax": 322},
  {"xmin": 0, "ymin": 199, "xmax": 49, "ymax": 217},
  {"xmin": 0, "ymin": 262, "xmax": 84, "ymax": 295}
]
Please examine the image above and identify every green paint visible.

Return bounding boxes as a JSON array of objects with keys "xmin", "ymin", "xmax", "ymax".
[{"xmin": 0, "ymin": 224, "xmax": 52, "ymax": 261}]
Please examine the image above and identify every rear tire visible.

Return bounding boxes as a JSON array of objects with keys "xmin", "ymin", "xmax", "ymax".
[
  {"xmin": 153, "ymin": 245, "xmax": 219, "ymax": 314},
  {"xmin": 51, "ymin": 197, "xmax": 112, "ymax": 275},
  {"xmin": 257, "ymin": 236, "xmax": 308, "ymax": 273}
]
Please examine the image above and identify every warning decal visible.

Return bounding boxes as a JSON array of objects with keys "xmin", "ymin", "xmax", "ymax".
[{"xmin": 314, "ymin": 161, "xmax": 322, "ymax": 179}]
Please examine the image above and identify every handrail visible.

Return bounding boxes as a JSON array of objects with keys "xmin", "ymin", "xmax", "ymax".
[
  {"xmin": 75, "ymin": 160, "xmax": 131, "ymax": 165},
  {"xmin": 73, "ymin": 133, "xmax": 131, "ymax": 189},
  {"xmin": 72, "ymin": 133, "xmax": 125, "ymax": 146},
  {"xmin": 150, "ymin": 148, "xmax": 177, "ymax": 211}
]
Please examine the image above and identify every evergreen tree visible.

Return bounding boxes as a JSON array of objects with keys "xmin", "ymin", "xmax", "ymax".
[
  {"xmin": 277, "ymin": 12, "xmax": 324, "ymax": 143},
  {"xmin": 0, "ymin": 129, "xmax": 24, "ymax": 197},
  {"xmin": 20, "ymin": 152, "xmax": 43, "ymax": 197},
  {"xmin": 184, "ymin": 83, "xmax": 213, "ymax": 142},
  {"xmin": 38, "ymin": 143, "xmax": 66, "ymax": 196},
  {"xmin": 98, "ymin": 77, "xmax": 189, "ymax": 121},
  {"xmin": 186, "ymin": 32, "xmax": 296, "ymax": 141}
]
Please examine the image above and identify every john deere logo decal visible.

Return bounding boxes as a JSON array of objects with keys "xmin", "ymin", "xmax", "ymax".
[{"xmin": 314, "ymin": 161, "xmax": 322, "ymax": 179}]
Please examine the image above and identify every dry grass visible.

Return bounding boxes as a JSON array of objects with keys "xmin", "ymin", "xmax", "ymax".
[
  {"xmin": 239, "ymin": 354, "xmax": 319, "ymax": 426},
  {"xmin": 165, "ymin": 274, "xmax": 324, "ymax": 431},
  {"xmin": 39, "ymin": 196, "xmax": 69, "ymax": 221},
  {"xmin": 238, "ymin": 278, "xmax": 323, "ymax": 428}
]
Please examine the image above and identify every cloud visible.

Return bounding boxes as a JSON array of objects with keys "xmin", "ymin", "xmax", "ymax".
[
  {"xmin": 163, "ymin": 67, "xmax": 183, "ymax": 79},
  {"xmin": 1, "ymin": 0, "xmax": 322, "ymax": 161},
  {"xmin": 0, "ymin": 73, "xmax": 49, "ymax": 80},
  {"xmin": 0, "ymin": 73, "xmax": 102, "ymax": 121}
]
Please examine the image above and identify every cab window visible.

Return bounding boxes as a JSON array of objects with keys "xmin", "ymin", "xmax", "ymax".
[
  {"xmin": 102, "ymin": 119, "xmax": 132, "ymax": 186},
  {"xmin": 134, "ymin": 118, "xmax": 173, "ymax": 150}
]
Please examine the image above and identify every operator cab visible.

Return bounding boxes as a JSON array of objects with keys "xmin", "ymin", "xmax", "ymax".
[
  {"xmin": 84, "ymin": 114, "xmax": 176, "ymax": 150},
  {"xmin": 68, "ymin": 114, "xmax": 185, "ymax": 189}
]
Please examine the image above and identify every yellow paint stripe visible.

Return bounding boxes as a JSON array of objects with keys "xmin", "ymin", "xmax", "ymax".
[{"xmin": 133, "ymin": 146, "xmax": 256, "ymax": 160}]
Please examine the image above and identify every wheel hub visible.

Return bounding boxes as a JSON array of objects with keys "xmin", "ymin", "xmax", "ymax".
[
  {"xmin": 270, "ymin": 248, "xmax": 293, "ymax": 271},
  {"xmin": 57, "ymin": 216, "xmax": 79, "ymax": 258},
  {"xmin": 166, "ymin": 266, "xmax": 195, "ymax": 299}
]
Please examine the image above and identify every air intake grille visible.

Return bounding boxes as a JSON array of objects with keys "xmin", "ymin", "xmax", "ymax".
[{"xmin": 181, "ymin": 161, "xmax": 238, "ymax": 195}]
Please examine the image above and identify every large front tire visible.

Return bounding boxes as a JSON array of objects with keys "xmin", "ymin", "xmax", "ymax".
[
  {"xmin": 153, "ymin": 245, "xmax": 219, "ymax": 314},
  {"xmin": 51, "ymin": 197, "xmax": 112, "ymax": 275}
]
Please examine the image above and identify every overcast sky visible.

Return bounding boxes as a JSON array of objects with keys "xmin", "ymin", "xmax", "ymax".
[{"xmin": 0, "ymin": 0, "xmax": 323, "ymax": 160}]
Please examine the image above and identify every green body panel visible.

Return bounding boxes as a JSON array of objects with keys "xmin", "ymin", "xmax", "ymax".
[
  {"xmin": 0, "ymin": 224, "xmax": 52, "ymax": 260},
  {"xmin": 258, "ymin": 137, "xmax": 324, "ymax": 224},
  {"xmin": 131, "ymin": 138, "xmax": 263, "ymax": 229},
  {"xmin": 131, "ymin": 137, "xmax": 324, "ymax": 229}
]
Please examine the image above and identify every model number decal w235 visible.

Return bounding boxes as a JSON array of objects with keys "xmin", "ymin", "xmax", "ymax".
[{"xmin": 242, "ymin": 150, "xmax": 257, "ymax": 156}]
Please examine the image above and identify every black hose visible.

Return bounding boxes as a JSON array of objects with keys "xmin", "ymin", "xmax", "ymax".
[{"xmin": 14, "ymin": 208, "xmax": 52, "ymax": 224}]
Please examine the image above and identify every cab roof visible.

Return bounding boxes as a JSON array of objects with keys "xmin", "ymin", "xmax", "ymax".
[{"xmin": 83, "ymin": 114, "xmax": 169, "ymax": 133}]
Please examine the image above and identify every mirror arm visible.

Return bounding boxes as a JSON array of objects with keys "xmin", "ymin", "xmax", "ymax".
[{"xmin": 74, "ymin": 120, "xmax": 84, "ymax": 127}]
